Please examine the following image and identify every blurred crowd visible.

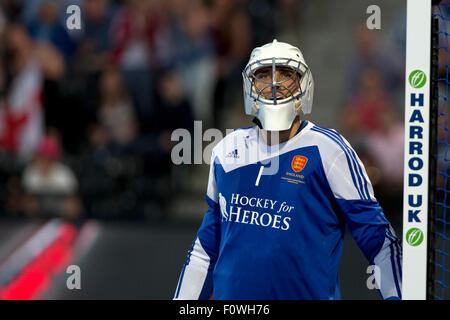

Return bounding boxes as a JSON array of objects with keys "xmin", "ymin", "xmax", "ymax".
[
  {"xmin": 340, "ymin": 21, "xmax": 406, "ymax": 222},
  {"xmin": 0, "ymin": 0, "xmax": 408, "ymax": 223},
  {"xmin": 0, "ymin": 0, "xmax": 302, "ymax": 221}
]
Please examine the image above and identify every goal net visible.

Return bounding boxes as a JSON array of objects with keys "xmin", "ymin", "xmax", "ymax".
[{"xmin": 429, "ymin": 0, "xmax": 450, "ymax": 300}]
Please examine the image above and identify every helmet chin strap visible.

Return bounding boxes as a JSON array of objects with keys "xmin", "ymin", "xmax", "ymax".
[
  {"xmin": 294, "ymin": 98, "xmax": 302, "ymax": 112},
  {"xmin": 251, "ymin": 101, "xmax": 263, "ymax": 129},
  {"xmin": 252, "ymin": 117, "xmax": 263, "ymax": 129},
  {"xmin": 252, "ymin": 101, "xmax": 260, "ymax": 114}
]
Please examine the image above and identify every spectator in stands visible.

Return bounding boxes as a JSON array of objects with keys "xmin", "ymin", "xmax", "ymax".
[
  {"xmin": 246, "ymin": 0, "xmax": 276, "ymax": 47},
  {"xmin": 22, "ymin": 135, "xmax": 82, "ymax": 219},
  {"xmin": 75, "ymin": 0, "xmax": 117, "ymax": 74},
  {"xmin": 153, "ymin": 70, "xmax": 194, "ymax": 155},
  {"xmin": 119, "ymin": 70, "xmax": 194, "ymax": 178},
  {"xmin": 346, "ymin": 24, "xmax": 401, "ymax": 100},
  {"xmin": 341, "ymin": 68, "xmax": 396, "ymax": 143},
  {"xmin": 109, "ymin": 0, "xmax": 164, "ymax": 128},
  {"xmin": 342, "ymin": 67, "xmax": 403, "ymax": 222},
  {"xmin": 210, "ymin": 0, "xmax": 251, "ymax": 128},
  {"xmin": 98, "ymin": 67, "xmax": 138, "ymax": 147},
  {"xmin": 80, "ymin": 0, "xmax": 116, "ymax": 54},
  {"xmin": 366, "ymin": 109, "xmax": 404, "ymax": 189},
  {"xmin": 0, "ymin": 23, "xmax": 44, "ymax": 163},
  {"xmin": 274, "ymin": 0, "xmax": 302, "ymax": 44},
  {"xmin": 71, "ymin": 0, "xmax": 117, "ymax": 149},
  {"xmin": 167, "ymin": 0, "xmax": 216, "ymax": 127},
  {"xmin": 366, "ymin": 108, "xmax": 404, "ymax": 223},
  {"xmin": 27, "ymin": 1, "xmax": 75, "ymax": 57},
  {"xmin": 4, "ymin": 175, "xmax": 24, "ymax": 216},
  {"xmin": 21, "ymin": 0, "xmax": 81, "ymax": 26}
]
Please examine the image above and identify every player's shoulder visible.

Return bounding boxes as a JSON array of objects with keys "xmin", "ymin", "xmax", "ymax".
[
  {"xmin": 304, "ymin": 122, "xmax": 355, "ymax": 156},
  {"xmin": 211, "ymin": 125, "xmax": 258, "ymax": 158}
]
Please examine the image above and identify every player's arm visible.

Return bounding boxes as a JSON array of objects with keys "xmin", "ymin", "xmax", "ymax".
[
  {"xmin": 173, "ymin": 152, "xmax": 221, "ymax": 300},
  {"xmin": 326, "ymin": 140, "xmax": 402, "ymax": 300}
]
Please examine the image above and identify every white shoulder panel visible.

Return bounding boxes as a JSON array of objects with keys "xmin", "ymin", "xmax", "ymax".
[
  {"xmin": 210, "ymin": 122, "xmax": 375, "ymax": 201},
  {"xmin": 309, "ymin": 125, "xmax": 375, "ymax": 201}
]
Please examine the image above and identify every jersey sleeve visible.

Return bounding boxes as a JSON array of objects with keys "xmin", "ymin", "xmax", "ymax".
[
  {"xmin": 326, "ymin": 142, "xmax": 402, "ymax": 300},
  {"xmin": 174, "ymin": 152, "xmax": 221, "ymax": 300}
]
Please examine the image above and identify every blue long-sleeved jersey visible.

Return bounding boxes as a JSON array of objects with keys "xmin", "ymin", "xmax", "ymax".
[{"xmin": 174, "ymin": 121, "xmax": 402, "ymax": 300}]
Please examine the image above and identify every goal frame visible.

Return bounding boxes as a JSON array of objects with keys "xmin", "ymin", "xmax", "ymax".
[{"xmin": 402, "ymin": 0, "xmax": 440, "ymax": 300}]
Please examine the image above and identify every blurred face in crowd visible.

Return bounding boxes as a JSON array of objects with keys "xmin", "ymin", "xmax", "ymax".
[
  {"xmin": 158, "ymin": 72, "xmax": 184, "ymax": 106},
  {"xmin": 100, "ymin": 70, "xmax": 122, "ymax": 97},
  {"xmin": 35, "ymin": 154, "xmax": 54, "ymax": 176},
  {"xmin": 252, "ymin": 66, "xmax": 301, "ymax": 101},
  {"xmin": 127, "ymin": 0, "xmax": 150, "ymax": 12},
  {"xmin": 355, "ymin": 24, "xmax": 376, "ymax": 57},
  {"xmin": 360, "ymin": 68, "xmax": 382, "ymax": 96},
  {"xmin": 377, "ymin": 109, "xmax": 400, "ymax": 132},
  {"xmin": 88, "ymin": 125, "xmax": 109, "ymax": 148},
  {"xmin": 84, "ymin": 0, "xmax": 109, "ymax": 21},
  {"xmin": 34, "ymin": 136, "xmax": 61, "ymax": 176},
  {"xmin": 38, "ymin": 1, "xmax": 58, "ymax": 25},
  {"xmin": 5, "ymin": 24, "xmax": 33, "ymax": 72},
  {"xmin": 184, "ymin": 0, "xmax": 210, "ymax": 38},
  {"xmin": 5, "ymin": 24, "xmax": 32, "ymax": 54},
  {"xmin": 166, "ymin": 0, "xmax": 189, "ymax": 18}
]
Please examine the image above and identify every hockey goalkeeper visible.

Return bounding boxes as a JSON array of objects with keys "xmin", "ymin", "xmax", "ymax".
[{"xmin": 174, "ymin": 40, "xmax": 402, "ymax": 300}]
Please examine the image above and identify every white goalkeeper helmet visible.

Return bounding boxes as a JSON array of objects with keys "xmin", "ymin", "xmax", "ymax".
[{"xmin": 242, "ymin": 39, "xmax": 314, "ymax": 131}]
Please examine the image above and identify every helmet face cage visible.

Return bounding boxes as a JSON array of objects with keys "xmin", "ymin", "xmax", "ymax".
[{"xmin": 243, "ymin": 57, "xmax": 310, "ymax": 106}]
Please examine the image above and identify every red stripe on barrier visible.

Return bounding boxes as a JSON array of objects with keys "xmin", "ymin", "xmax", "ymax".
[{"xmin": 0, "ymin": 222, "xmax": 77, "ymax": 300}]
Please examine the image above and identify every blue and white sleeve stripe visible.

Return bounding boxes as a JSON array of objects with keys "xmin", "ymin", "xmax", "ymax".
[
  {"xmin": 311, "ymin": 126, "xmax": 373, "ymax": 201},
  {"xmin": 312, "ymin": 125, "xmax": 402, "ymax": 299},
  {"xmin": 174, "ymin": 237, "xmax": 214, "ymax": 300},
  {"xmin": 174, "ymin": 151, "xmax": 220, "ymax": 300},
  {"xmin": 373, "ymin": 229, "xmax": 403, "ymax": 299}
]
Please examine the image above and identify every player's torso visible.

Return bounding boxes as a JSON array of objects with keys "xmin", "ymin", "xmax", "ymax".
[{"xmin": 210, "ymin": 123, "xmax": 345, "ymax": 299}]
